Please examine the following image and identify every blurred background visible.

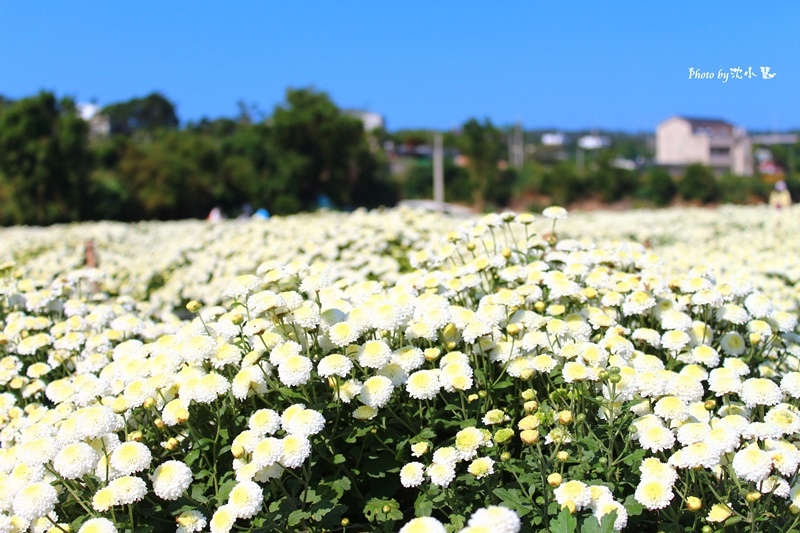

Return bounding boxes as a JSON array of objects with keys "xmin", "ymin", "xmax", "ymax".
[{"xmin": 0, "ymin": 1, "xmax": 797, "ymax": 224}]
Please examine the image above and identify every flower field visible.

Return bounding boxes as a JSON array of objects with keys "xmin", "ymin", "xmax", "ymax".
[{"xmin": 1, "ymin": 204, "xmax": 799, "ymax": 533}]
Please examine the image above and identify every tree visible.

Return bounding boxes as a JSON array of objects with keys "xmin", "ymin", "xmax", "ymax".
[
  {"xmin": 679, "ymin": 163, "xmax": 718, "ymax": 204},
  {"xmin": 0, "ymin": 92, "xmax": 90, "ymax": 224},
  {"xmin": 270, "ymin": 87, "xmax": 393, "ymax": 211},
  {"xmin": 458, "ymin": 118, "xmax": 504, "ymax": 211},
  {"xmin": 102, "ymin": 92, "xmax": 179, "ymax": 136}
]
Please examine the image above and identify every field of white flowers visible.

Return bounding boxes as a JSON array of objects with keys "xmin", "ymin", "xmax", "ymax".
[{"xmin": 0, "ymin": 204, "xmax": 799, "ymax": 533}]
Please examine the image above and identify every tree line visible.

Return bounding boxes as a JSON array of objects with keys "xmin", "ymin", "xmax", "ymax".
[{"xmin": 0, "ymin": 88, "xmax": 786, "ymax": 226}]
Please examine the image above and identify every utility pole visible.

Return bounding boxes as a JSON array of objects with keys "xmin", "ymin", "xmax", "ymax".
[{"xmin": 433, "ymin": 132, "xmax": 444, "ymax": 204}]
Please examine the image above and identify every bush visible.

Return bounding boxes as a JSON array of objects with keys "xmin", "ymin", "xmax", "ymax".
[{"xmin": 678, "ymin": 163, "xmax": 718, "ymax": 203}]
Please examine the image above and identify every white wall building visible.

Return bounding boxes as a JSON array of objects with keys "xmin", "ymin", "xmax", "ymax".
[{"xmin": 656, "ymin": 116, "xmax": 753, "ymax": 176}]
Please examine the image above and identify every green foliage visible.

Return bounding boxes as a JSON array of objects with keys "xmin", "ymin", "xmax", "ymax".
[
  {"xmin": 458, "ymin": 118, "xmax": 505, "ymax": 210},
  {"xmin": 102, "ymin": 92, "xmax": 179, "ymax": 135},
  {"xmin": 638, "ymin": 167, "xmax": 677, "ymax": 206},
  {"xmin": 678, "ymin": 163, "xmax": 718, "ymax": 203},
  {"xmin": 0, "ymin": 92, "xmax": 90, "ymax": 224}
]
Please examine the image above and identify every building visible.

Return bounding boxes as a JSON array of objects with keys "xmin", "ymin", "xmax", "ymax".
[
  {"xmin": 656, "ymin": 116, "xmax": 753, "ymax": 176},
  {"xmin": 76, "ymin": 102, "xmax": 110, "ymax": 139},
  {"xmin": 344, "ymin": 110, "xmax": 385, "ymax": 132}
]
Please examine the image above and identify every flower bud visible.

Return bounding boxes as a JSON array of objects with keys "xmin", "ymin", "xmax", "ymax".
[
  {"xmin": 494, "ymin": 428, "xmax": 515, "ymax": 444},
  {"xmin": 231, "ymin": 445, "xmax": 245, "ymax": 458},
  {"xmin": 608, "ymin": 366, "xmax": 621, "ymax": 375},
  {"xmin": 687, "ymin": 496, "xmax": 702, "ymax": 511},
  {"xmin": 561, "ymin": 500, "xmax": 576, "ymax": 514},
  {"xmin": 608, "ymin": 374, "xmax": 622, "ymax": 384},
  {"xmin": 556, "ymin": 451, "xmax": 569, "ymax": 462},
  {"xmin": 164, "ymin": 437, "xmax": 180, "ymax": 450},
  {"xmin": 745, "ymin": 491, "xmax": 761, "ymax": 503},
  {"xmin": 534, "ymin": 301, "xmax": 546, "ymax": 312},
  {"xmin": 547, "ymin": 472, "xmax": 562, "ymax": 487},
  {"xmin": 500, "ymin": 452, "xmax": 512, "ymax": 462},
  {"xmin": 520, "ymin": 429, "xmax": 539, "ymax": 445},
  {"xmin": 186, "ymin": 300, "xmax": 201, "ymax": 313},
  {"xmin": 341, "ymin": 518, "xmax": 350, "ymax": 527},
  {"xmin": 557, "ymin": 410, "xmax": 573, "ymax": 426},
  {"xmin": 524, "ymin": 400, "xmax": 539, "ymax": 413},
  {"xmin": 521, "ymin": 388, "xmax": 535, "ymax": 401},
  {"xmin": 467, "ymin": 394, "xmax": 479, "ymax": 403},
  {"xmin": 581, "ymin": 287, "xmax": 597, "ymax": 299},
  {"xmin": 424, "ymin": 348, "xmax": 440, "ymax": 362},
  {"xmin": 749, "ymin": 333, "xmax": 761, "ymax": 345},
  {"xmin": 154, "ymin": 418, "xmax": 165, "ymax": 429},
  {"xmin": 704, "ymin": 400, "xmax": 716, "ymax": 411},
  {"xmin": 143, "ymin": 397, "xmax": 156, "ymax": 410},
  {"xmin": 466, "ymin": 242, "xmax": 476, "ymax": 251},
  {"xmin": 231, "ymin": 313, "xmax": 244, "ymax": 326},
  {"xmin": 598, "ymin": 370, "xmax": 610, "ymax": 381},
  {"xmin": 506, "ymin": 323, "xmax": 521, "ymax": 336}
]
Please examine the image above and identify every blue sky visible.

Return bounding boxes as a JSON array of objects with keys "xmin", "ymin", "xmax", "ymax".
[{"xmin": 1, "ymin": 2, "xmax": 797, "ymax": 132}]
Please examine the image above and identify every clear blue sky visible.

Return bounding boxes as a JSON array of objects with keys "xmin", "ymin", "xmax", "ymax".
[{"xmin": 1, "ymin": 2, "xmax": 797, "ymax": 132}]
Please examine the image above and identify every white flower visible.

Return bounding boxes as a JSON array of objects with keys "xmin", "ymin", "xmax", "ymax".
[
  {"xmin": 227, "ymin": 480, "xmax": 263, "ymax": 519},
  {"xmin": 467, "ymin": 505, "xmax": 520, "ymax": 532},
  {"xmin": 12, "ymin": 482, "xmax": 58, "ymax": 521},
  {"xmin": 400, "ymin": 462, "xmax": 425, "ymax": 487},
  {"xmin": 151, "ymin": 460, "xmax": 193, "ymax": 500}
]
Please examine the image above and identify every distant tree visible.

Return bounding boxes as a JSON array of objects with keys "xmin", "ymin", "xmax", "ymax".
[
  {"xmin": 458, "ymin": 118, "xmax": 504, "ymax": 210},
  {"xmin": 679, "ymin": 163, "xmax": 718, "ymax": 203},
  {"xmin": 102, "ymin": 92, "xmax": 179, "ymax": 136},
  {"xmin": 0, "ymin": 92, "xmax": 90, "ymax": 224},
  {"xmin": 640, "ymin": 167, "xmax": 677, "ymax": 206},
  {"xmin": 589, "ymin": 150, "xmax": 638, "ymax": 202},
  {"xmin": 270, "ymin": 87, "xmax": 393, "ymax": 211}
]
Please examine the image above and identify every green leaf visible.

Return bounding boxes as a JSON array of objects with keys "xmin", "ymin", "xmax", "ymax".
[
  {"xmin": 550, "ymin": 508, "xmax": 578, "ymax": 533},
  {"xmin": 580, "ymin": 512, "xmax": 616, "ymax": 533},
  {"xmin": 414, "ymin": 493, "xmax": 433, "ymax": 517},
  {"xmin": 363, "ymin": 497, "xmax": 403, "ymax": 523},
  {"xmin": 622, "ymin": 494, "xmax": 644, "ymax": 517},
  {"xmin": 287, "ymin": 509, "xmax": 312, "ymax": 527},
  {"xmin": 330, "ymin": 476, "xmax": 352, "ymax": 499},
  {"xmin": 492, "ymin": 488, "xmax": 532, "ymax": 517},
  {"xmin": 333, "ymin": 454, "xmax": 346, "ymax": 464}
]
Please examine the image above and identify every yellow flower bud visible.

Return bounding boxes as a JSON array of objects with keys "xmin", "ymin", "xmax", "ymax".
[
  {"xmin": 231, "ymin": 313, "xmax": 244, "ymax": 325},
  {"xmin": 518, "ymin": 415, "xmax": 540, "ymax": 431},
  {"xmin": 502, "ymin": 247, "xmax": 512, "ymax": 259},
  {"xmin": 143, "ymin": 397, "xmax": 156, "ymax": 410},
  {"xmin": 154, "ymin": 418, "xmax": 165, "ymax": 429},
  {"xmin": 506, "ymin": 323, "xmax": 521, "ymax": 336},
  {"xmin": 687, "ymin": 496, "xmax": 702, "ymax": 511},
  {"xmin": 745, "ymin": 491, "xmax": 761, "ymax": 503},
  {"xmin": 557, "ymin": 410, "xmax": 573, "ymax": 426},
  {"xmin": 521, "ymin": 388, "xmax": 535, "ymax": 401},
  {"xmin": 556, "ymin": 451, "xmax": 569, "ymax": 462},
  {"xmin": 520, "ymin": 429, "xmax": 539, "ymax": 445},
  {"xmin": 534, "ymin": 301, "xmax": 546, "ymax": 312},
  {"xmin": 128, "ymin": 431, "xmax": 143, "ymax": 442},
  {"xmin": 186, "ymin": 300, "xmax": 202, "ymax": 313},
  {"xmin": 749, "ymin": 333, "xmax": 761, "ymax": 345},
  {"xmin": 524, "ymin": 400, "xmax": 539, "ymax": 413},
  {"xmin": 581, "ymin": 287, "xmax": 598, "ymax": 299},
  {"xmin": 561, "ymin": 500, "xmax": 576, "ymax": 514},
  {"xmin": 547, "ymin": 473, "xmax": 562, "ymax": 487},
  {"xmin": 231, "ymin": 445, "xmax": 245, "ymax": 458}
]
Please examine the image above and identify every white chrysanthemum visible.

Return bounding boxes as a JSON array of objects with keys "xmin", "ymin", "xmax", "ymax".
[
  {"xmin": 562, "ymin": 361, "xmax": 591, "ymax": 383},
  {"xmin": 151, "ymin": 460, "xmax": 193, "ymax": 500},
  {"xmin": 553, "ymin": 480, "xmax": 592, "ymax": 511},
  {"xmin": 391, "ymin": 346, "xmax": 425, "ymax": 373},
  {"xmin": 269, "ymin": 340, "xmax": 302, "ymax": 366},
  {"xmin": 248, "ymin": 409, "xmax": 281, "ymax": 435},
  {"xmin": 109, "ymin": 441, "xmax": 152, "ymax": 476},
  {"xmin": 636, "ymin": 371, "xmax": 667, "ymax": 398},
  {"xmin": 252, "ymin": 437, "xmax": 283, "ymax": 469},
  {"xmin": 638, "ymin": 423, "xmax": 676, "ymax": 453},
  {"xmin": 53, "ymin": 442, "xmax": 99, "ymax": 479},
  {"xmin": 358, "ymin": 375, "xmax": 393, "ymax": 408},
  {"xmin": 670, "ymin": 441, "xmax": 721, "ymax": 470},
  {"xmin": 400, "ymin": 462, "xmax": 425, "ymax": 488},
  {"xmin": 631, "ymin": 328, "xmax": 661, "ymax": 348},
  {"xmin": 653, "ymin": 396, "xmax": 689, "ymax": 422},
  {"xmin": 622, "ymin": 291, "xmax": 656, "ymax": 316},
  {"xmin": 283, "ymin": 408, "xmax": 325, "ymax": 437},
  {"xmin": 406, "ymin": 370, "xmax": 440, "ymax": 400},
  {"xmin": 661, "ymin": 330, "xmax": 690, "ymax": 352},
  {"xmin": 77, "ymin": 517, "xmax": 118, "ymax": 533},
  {"xmin": 634, "ymin": 479, "xmax": 673, "ymax": 510},
  {"xmin": 15, "ymin": 437, "xmax": 57, "ymax": 466},
  {"xmin": 209, "ymin": 503, "xmax": 237, "ymax": 533},
  {"xmin": 176, "ymin": 510, "xmax": 207, "ymax": 533},
  {"xmin": 281, "ymin": 435, "xmax": 311, "ymax": 468},
  {"xmin": 719, "ymin": 332, "xmax": 746, "ymax": 356},
  {"xmin": 232, "ymin": 365, "xmax": 268, "ymax": 400},
  {"xmin": 780, "ymin": 372, "xmax": 800, "ymax": 399},
  {"xmin": 227, "ymin": 480, "xmax": 263, "ymax": 519},
  {"xmin": 744, "ymin": 292, "xmax": 772, "ymax": 318},
  {"xmin": 468, "ymin": 456, "xmax": 495, "ymax": 479},
  {"xmin": 398, "ymin": 516, "xmax": 447, "ymax": 533},
  {"xmin": 224, "ymin": 275, "xmax": 262, "ymax": 300},
  {"xmin": 771, "ymin": 311, "xmax": 798, "ymax": 333},
  {"xmin": 740, "ymin": 378, "xmax": 782, "ymax": 408},
  {"xmin": 317, "ymin": 354, "xmax": 353, "ymax": 378},
  {"xmin": 107, "ymin": 475, "xmax": 147, "ymax": 505},
  {"xmin": 716, "ymin": 304, "xmax": 749, "ymax": 325},
  {"xmin": 742, "ymin": 421, "xmax": 782, "ymax": 441},
  {"xmin": 593, "ymin": 499, "xmax": 628, "ymax": 531},
  {"xmin": 732, "ymin": 442, "xmax": 773, "ymax": 483},
  {"xmin": 660, "ymin": 310, "xmax": 692, "ymax": 331},
  {"xmin": 277, "ymin": 355, "xmax": 313, "ymax": 387},
  {"xmin": 427, "ymin": 462, "xmax": 456, "ymax": 487},
  {"xmin": 767, "ymin": 440, "xmax": 800, "ymax": 478},
  {"xmin": 162, "ymin": 398, "xmax": 190, "ymax": 426},
  {"xmin": 467, "ymin": 505, "xmax": 520, "ymax": 532},
  {"xmin": 708, "ymin": 368, "xmax": 742, "ymax": 396},
  {"xmin": 676, "ymin": 422, "xmax": 710, "ymax": 446},
  {"xmin": 328, "ymin": 321, "xmax": 360, "ymax": 347},
  {"xmin": 666, "ymin": 374, "xmax": 704, "ymax": 403},
  {"xmin": 639, "ymin": 457, "xmax": 677, "ymax": 485},
  {"xmin": 12, "ymin": 482, "xmax": 58, "ymax": 521},
  {"xmin": 180, "ymin": 335, "xmax": 218, "ymax": 365},
  {"xmin": 357, "ymin": 340, "xmax": 392, "ymax": 369}
]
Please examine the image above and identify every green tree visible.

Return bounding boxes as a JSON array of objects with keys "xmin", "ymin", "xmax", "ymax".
[
  {"xmin": 270, "ymin": 88, "xmax": 393, "ymax": 211},
  {"xmin": 679, "ymin": 163, "xmax": 718, "ymax": 203},
  {"xmin": 102, "ymin": 92, "xmax": 179, "ymax": 136},
  {"xmin": 639, "ymin": 167, "xmax": 677, "ymax": 206},
  {"xmin": 458, "ymin": 118, "xmax": 504, "ymax": 210},
  {"xmin": 0, "ymin": 92, "xmax": 90, "ymax": 224}
]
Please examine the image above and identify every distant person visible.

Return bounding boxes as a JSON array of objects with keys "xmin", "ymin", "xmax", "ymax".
[
  {"xmin": 253, "ymin": 208, "xmax": 270, "ymax": 219},
  {"xmin": 769, "ymin": 180, "xmax": 792, "ymax": 210},
  {"xmin": 207, "ymin": 206, "xmax": 223, "ymax": 222}
]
